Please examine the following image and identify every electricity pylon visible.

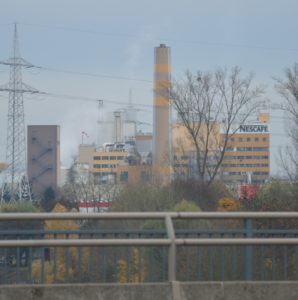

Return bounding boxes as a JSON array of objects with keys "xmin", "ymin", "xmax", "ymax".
[{"xmin": 0, "ymin": 23, "xmax": 38, "ymax": 202}]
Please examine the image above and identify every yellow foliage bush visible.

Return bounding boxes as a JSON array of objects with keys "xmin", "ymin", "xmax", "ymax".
[
  {"xmin": 217, "ymin": 197, "xmax": 239, "ymax": 212},
  {"xmin": 32, "ymin": 260, "xmax": 54, "ymax": 284},
  {"xmin": 32, "ymin": 203, "xmax": 89, "ymax": 283},
  {"xmin": 117, "ymin": 248, "xmax": 146, "ymax": 283}
]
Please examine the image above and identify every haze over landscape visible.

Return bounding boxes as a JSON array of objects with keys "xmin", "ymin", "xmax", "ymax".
[{"xmin": 0, "ymin": 0, "xmax": 297, "ymax": 175}]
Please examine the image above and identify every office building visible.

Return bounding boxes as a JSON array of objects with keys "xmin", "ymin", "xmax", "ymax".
[{"xmin": 221, "ymin": 114, "xmax": 270, "ymax": 184}]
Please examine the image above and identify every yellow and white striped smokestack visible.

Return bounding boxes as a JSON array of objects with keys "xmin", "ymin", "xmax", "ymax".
[{"xmin": 153, "ymin": 44, "xmax": 171, "ymax": 176}]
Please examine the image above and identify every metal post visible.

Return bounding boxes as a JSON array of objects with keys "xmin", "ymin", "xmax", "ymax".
[
  {"xmin": 244, "ymin": 218, "xmax": 253, "ymax": 280},
  {"xmin": 165, "ymin": 215, "xmax": 176, "ymax": 281}
]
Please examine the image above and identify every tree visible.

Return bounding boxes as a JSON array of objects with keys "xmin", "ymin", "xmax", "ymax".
[
  {"xmin": 61, "ymin": 157, "xmax": 117, "ymax": 210},
  {"xmin": 117, "ymin": 248, "xmax": 146, "ymax": 283},
  {"xmin": 111, "ymin": 183, "xmax": 180, "ymax": 213},
  {"xmin": 275, "ymin": 64, "xmax": 298, "ymax": 180},
  {"xmin": 171, "ymin": 178, "xmax": 230, "ymax": 211},
  {"xmin": 40, "ymin": 187, "xmax": 56, "ymax": 212},
  {"xmin": 170, "ymin": 67, "xmax": 265, "ymax": 185},
  {"xmin": 0, "ymin": 202, "xmax": 42, "ymax": 268},
  {"xmin": 32, "ymin": 203, "xmax": 90, "ymax": 283},
  {"xmin": 141, "ymin": 199, "xmax": 211, "ymax": 281},
  {"xmin": 217, "ymin": 197, "xmax": 239, "ymax": 212},
  {"xmin": 241, "ymin": 180, "xmax": 298, "ymax": 212},
  {"xmin": 0, "ymin": 201, "xmax": 41, "ymax": 230}
]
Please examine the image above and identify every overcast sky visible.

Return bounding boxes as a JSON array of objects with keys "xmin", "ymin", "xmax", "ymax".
[{"xmin": 0, "ymin": 0, "xmax": 298, "ymax": 174}]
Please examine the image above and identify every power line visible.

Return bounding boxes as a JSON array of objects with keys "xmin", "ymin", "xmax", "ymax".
[
  {"xmin": 20, "ymin": 22, "xmax": 139, "ymax": 39},
  {"xmin": 36, "ymin": 92, "xmax": 154, "ymax": 109},
  {"xmin": 19, "ymin": 22, "xmax": 298, "ymax": 53},
  {"xmin": 22, "ymin": 92, "xmax": 294, "ymax": 123},
  {"xmin": 37, "ymin": 66, "xmax": 152, "ymax": 83}
]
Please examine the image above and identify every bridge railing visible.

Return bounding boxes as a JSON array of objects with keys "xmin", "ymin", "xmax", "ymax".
[{"xmin": 0, "ymin": 212, "xmax": 297, "ymax": 284}]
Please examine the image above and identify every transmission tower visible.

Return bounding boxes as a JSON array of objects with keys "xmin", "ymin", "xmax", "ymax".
[{"xmin": 0, "ymin": 23, "xmax": 38, "ymax": 202}]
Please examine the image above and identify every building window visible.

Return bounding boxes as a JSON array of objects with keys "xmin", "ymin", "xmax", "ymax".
[
  {"xmin": 120, "ymin": 171, "xmax": 128, "ymax": 182},
  {"xmin": 255, "ymin": 137, "xmax": 259, "ymax": 142},
  {"xmin": 247, "ymin": 137, "xmax": 251, "ymax": 142},
  {"xmin": 236, "ymin": 147, "xmax": 268, "ymax": 152},
  {"xmin": 141, "ymin": 171, "xmax": 151, "ymax": 182},
  {"xmin": 262, "ymin": 137, "xmax": 267, "ymax": 142},
  {"xmin": 181, "ymin": 155, "xmax": 190, "ymax": 160},
  {"xmin": 239, "ymin": 137, "xmax": 243, "ymax": 142}
]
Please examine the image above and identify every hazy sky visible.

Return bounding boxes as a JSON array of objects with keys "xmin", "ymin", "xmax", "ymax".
[{"xmin": 0, "ymin": 0, "xmax": 298, "ymax": 174}]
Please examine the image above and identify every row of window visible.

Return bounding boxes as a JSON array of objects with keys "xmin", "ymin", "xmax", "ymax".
[
  {"xmin": 174, "ymin": 164, "xmax": 189, "ymax": 168},
  {"xmin": 226, "ymin": 147, "xmax": 269, "ymax": 152},
  {"xmin": 120, "ymin": 171, "xmax": 151, "ymax": 182},
  {"xmin": 229, "ymin": 137, "xmax": 268, "ymax": 142},
  {"xmin": 93, "ymin": 171, "xmax": 151, "ymax": 183},
  {"xmin": 224, "ymin": 155, "xmax": 269, "ymax": 160},
  {"xmin": 94, "ymin": 156, "xmax": 125, "ymax": 161},
  {"xmin": 224, "ymin": 179, "xmax": 267, "ymax": 184},
  {"xmin": 175, "ymin": 154, "xmax": 269, "ymax": 161},
  {"xmin": 94, "ymin": 164, "xmax": 117, "ymax": 169},
  {"xmin": 222, "ymin": 163, "xmax": 269, "ymax": 168},
  {"xmin": 224, "ymin": 171, "xmax": 269, "ymax": 176}
]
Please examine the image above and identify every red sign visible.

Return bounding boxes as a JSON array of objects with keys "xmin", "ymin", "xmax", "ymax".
[
  {"xmin": 239, "ymin": 184, "xmax": 258, "ymax": 200},
  {"xmin": 79, "ymin": 202, "xmax": 110, "ymax": 208}
]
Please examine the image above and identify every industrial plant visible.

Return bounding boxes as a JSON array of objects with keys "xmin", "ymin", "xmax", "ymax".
[{"xmin": 0, "ymin": 27, "xmax": 271, "ymax": 207}]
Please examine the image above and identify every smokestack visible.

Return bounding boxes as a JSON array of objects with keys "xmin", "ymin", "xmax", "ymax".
[
  {"xmin": 153, "ymin": 44, "xmax": 171, "ymax": 174},
  {"xmin": 114, "ymin": 111, "xmax": 122, "ymax": 143}
]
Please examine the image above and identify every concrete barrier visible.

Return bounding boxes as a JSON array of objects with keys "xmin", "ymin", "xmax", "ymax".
[
  {"xmin": 0, "ymin": 282, "xmax": 298, "ymax": 300},
  {"xmin": 0, "ymin": 283, "xmax": 172, "ymax": 300},
  {"xmin": 180, "ymin": 282, "xmax": 298, "ymax": 300}
]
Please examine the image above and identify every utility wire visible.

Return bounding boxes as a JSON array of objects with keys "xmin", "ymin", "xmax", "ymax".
[
  {"xmin": 19, "ymin": 22, "xmax": 298, "ymax": 53},
  {"xmin": 37, "ymin": 91, "xmax": 154, "ymax": 109},
  {"xmin": 36, "ymin": 66, "xmax": 152, "ymax": 83},
  {"xmin": 23, "ymin": 92, "xmax": 294, "ymax": 123},
  {"xmin": 20, "ymin": 22, "xmax": 139, "ymax": 39}
]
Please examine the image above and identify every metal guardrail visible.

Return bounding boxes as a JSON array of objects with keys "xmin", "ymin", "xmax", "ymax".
[
  {"xmin": 1, "ymin": 211, "xmax": 298, "ymax": 219},
  {"xmin": 0, "ymin": 212, "xmax": 297, "ymax": 284}
]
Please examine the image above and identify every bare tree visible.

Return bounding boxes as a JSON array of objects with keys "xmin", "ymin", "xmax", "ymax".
[
  {"xmin": 275, "ymin": 63, "xmax": 298, "ymax": 180},
  {"xmin": 170, "ymin": 67, "xmax": 265, "ymax": 185},
  {"xmin": 62, "ymin": 157, "xmax": 119, "ymax": 211}
]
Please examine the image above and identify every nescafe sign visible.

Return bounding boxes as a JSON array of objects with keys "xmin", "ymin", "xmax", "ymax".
[{"xmin": 239, "ymin": 125, "xmax": 268, "ymax": 133}]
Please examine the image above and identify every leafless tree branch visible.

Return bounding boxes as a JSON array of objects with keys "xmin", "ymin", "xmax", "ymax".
[{"xmin": 170, "ymin": 67, "xmax": 265, "ymax": 185}]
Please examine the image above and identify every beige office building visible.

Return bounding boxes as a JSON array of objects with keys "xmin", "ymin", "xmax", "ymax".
[
  {"xmin": 221, "ymin": 114, "xmax": 270, "ymax": 184},
  {"xmin": 171, "ymin": 113, "xmax": 270, "ymax": 184}
]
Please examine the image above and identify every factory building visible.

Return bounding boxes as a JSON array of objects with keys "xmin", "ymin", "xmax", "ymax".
[
  {"xmin": 97, "ymin": 106, "xmax": 139, "ymax": 147},
  {"xmin": 27, "ymin": 125, "xmax": 60, "ymax": 197},
  {"xmin": 0, "ymin": 163, "xmax": 6, "ymax": 173},
  {"xmin": 76, "ymin": 44, "xmax": 170, "ymax": 188},
  {"xmin": 221, "ymin": 113, "xmax": 270, "ymax": 184},
  {"xmin": 171, "ymin": 113, "xmax": 270, "ymax": 185},
  {"xmin": 77, "ymin": 43, "xmax": 269, "ymax": 189},
  {"xmin": 172, "ymin": 121, "xmax": 220, "ymax": 179},
  {"xmin": 78, "ymin": 141, "xmax": 152, "ymax": 186}
]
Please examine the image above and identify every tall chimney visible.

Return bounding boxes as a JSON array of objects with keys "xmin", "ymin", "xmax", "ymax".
[{"xmin": 153, "ymin": 44, "xmax": 171, "ymax": 176}]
